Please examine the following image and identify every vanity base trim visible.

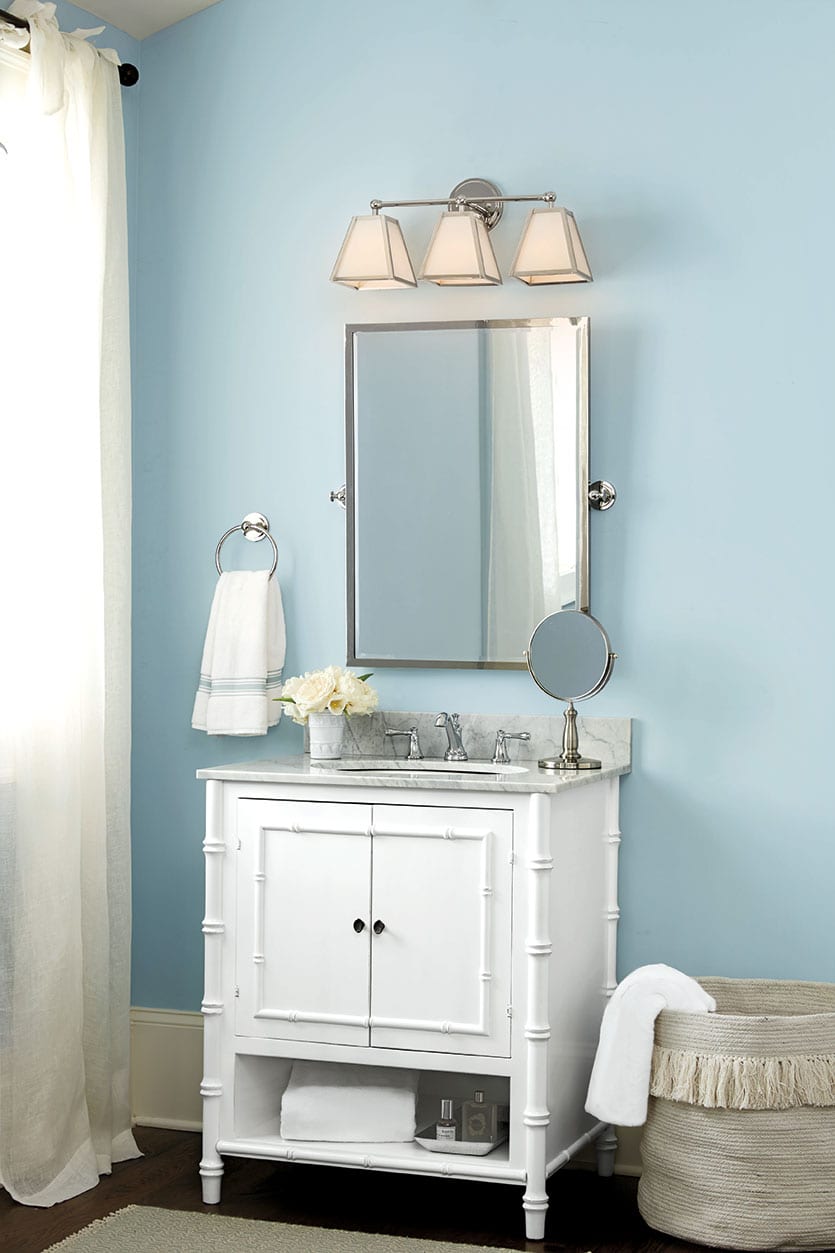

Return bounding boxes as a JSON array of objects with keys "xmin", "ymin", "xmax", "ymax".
[{"xmin": 216, "ymin": 1137, "xmax": 525, "ymax": 1184}]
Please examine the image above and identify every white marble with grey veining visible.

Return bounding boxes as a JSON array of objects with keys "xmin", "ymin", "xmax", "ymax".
[
  {"xmin": 196, "ymin": 753, "xmax": 628, "ymax": 794},
  {"xmin": 199, "ymin": 713, "xmax": 630, "ymax": 795}
]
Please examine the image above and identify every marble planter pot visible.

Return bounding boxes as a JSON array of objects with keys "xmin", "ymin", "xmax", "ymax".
[{"xmin": 307, "ymin": 712, "xmax": 345, "ymax": 760}]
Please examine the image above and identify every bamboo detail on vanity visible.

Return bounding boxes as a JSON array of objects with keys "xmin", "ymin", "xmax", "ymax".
[
  {"xmin": 199, "ymin": 780, "xmax": 226, "ymax": 1202},
  {"xmin": 604, "ymin": 778, "xmax": 622, "ymax": 998},
  {"xmin": 521, "ymin": 793, "xmax": 553, "ymax": 1242}
]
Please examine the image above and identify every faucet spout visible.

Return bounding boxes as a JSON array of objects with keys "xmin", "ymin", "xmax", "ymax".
[{"xmin": 434, "ymin": 712, "xmax": 468, "ymax": 762}]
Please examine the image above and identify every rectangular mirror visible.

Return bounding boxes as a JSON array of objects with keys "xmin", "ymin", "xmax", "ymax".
[{"xmin": 346, "ymin": 317, "xmax": 589, "ymax": 669}]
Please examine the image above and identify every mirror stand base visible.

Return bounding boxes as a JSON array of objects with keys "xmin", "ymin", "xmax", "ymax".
[
  {"xmin": 538, "ymin": 756, "xmax": 602, "ymax": 772},
  {"xmin": 538, "ymin": 700, "xmax": 602, "ymax": 770}
]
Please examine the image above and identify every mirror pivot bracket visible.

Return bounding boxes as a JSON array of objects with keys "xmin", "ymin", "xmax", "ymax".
[{"xmin": 588, "ymin": 480, "xmax": 617, "ymax": 510}]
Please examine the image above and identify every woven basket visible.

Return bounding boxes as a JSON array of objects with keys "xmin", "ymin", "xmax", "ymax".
[{"xmin": 638, "ymin": 978, "xmax": 835, "ymax": 1251}]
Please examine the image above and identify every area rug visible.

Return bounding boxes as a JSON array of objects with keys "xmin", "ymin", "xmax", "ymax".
[{"xmin": 45, "ymin": 1205, "xmax": 512, "ymax": 1251}]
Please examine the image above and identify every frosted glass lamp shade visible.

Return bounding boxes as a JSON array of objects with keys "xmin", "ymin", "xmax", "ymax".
[
  {"xmin": 419, "ymin": 211, "xmax": 502, "ymax": 286},
  {"xmin": 511, "ymin": 206, "xmax": 592, "ymax": 284},
  {"xmin": 330, "ymin": 214, "xmax": 417, "ymax": 289}
]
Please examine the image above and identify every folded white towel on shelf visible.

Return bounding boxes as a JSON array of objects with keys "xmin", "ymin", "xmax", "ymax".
[
  {"xmin": 280, "ymin": 1062, "xmax": 419, "ymax": 1143},
  {"xmin": 191, "ymin": 570, "xmax": 285, "ymax": 736},
  {"xmin": 585, "ymin": 963, "xmax": 716, "ymax": 1127}
]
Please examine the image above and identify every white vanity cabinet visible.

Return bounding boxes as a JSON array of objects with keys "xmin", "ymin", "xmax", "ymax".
[
  {"xmin": 235, "ymin": 798, "xmax": 513, "ymax": 1056},
  {"xmin": 198, "ymin": 760, "xmax": 626, "ymax": 1242}
]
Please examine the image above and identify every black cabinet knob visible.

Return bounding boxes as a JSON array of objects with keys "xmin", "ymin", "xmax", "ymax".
[
  {"xmin": 353, "ymin": 918, "xmax": 366, "ymax": 933},
  {"xmin": 373, "ymin": 919, "xmax": 385, "ymax": 935}
]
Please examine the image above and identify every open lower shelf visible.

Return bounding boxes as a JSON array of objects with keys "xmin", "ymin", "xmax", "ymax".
[
  {"xmin": 215, "ymin": 1133, "xmax": 522, "ymax": 1182},
  {"xmin": 227, "ymin": 1055, "xmax": 520, "ymax": 1181}
]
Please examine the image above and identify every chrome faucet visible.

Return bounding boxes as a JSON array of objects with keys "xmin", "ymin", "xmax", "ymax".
[
  {"xmin": 493, "ymin": 729, "xmax": 531, "ymax": 765},
  {"xmin": 434, "ymin": 712, "xmax": 467, "ymax": 762},
  {"xmin": 385, "ymin": 725, "xmax": 423, "ymax": 761}
]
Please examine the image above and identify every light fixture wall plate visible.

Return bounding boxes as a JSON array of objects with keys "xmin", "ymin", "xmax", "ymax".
[
  {"xmin": 447, "ymin": 177, "xmax": 504, "ymax": 229},
  {"xmin": 511, "ymin": 206, "xmax": 592, "ymax": 284},
  {"xmin": 330, "ymin": 214, "xmax": 417, "ymax": 289},
  {"xmin": 420, "ymin": 211, "xmax": 502, "ymax": 286}
]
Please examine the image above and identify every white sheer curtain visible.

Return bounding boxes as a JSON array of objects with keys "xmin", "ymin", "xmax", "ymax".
[
  {"xmin": 0, "ymin": 1, "xmax": 139, "ymax": 1206},
  {"xmin": 486, "ymin": 329, "xmax": 561, "ymax": 658}
]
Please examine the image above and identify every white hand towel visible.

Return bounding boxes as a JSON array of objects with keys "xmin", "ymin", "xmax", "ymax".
[
  {"xmin": 280, "ymin": 1062, "xmax": 419, "ymax": 1143},
  {"xmin": 191, "ymin": 570, "xmax": 286, "ymax": 736},
  {"xmin": 585, "ymin": 963, "xmax": 716, "ymax": 1126}
]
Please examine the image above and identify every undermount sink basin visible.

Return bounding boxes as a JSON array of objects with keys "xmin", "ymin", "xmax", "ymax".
[{"xmin": 325, "ymin": 759, "xmax": 529, "ymax": 776}]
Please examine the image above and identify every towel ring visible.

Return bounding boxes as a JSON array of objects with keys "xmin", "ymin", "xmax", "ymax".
[{"xmin": 215, "ymin": 512, "xmax": 278, "ymax": 578}]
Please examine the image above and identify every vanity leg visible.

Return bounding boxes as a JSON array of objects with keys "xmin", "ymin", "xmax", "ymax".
[
  {"xmin": 199, "ymin": 1152, "xmax": 224, "ymax": 1204},
  {"xmin": 201, "ymin": 782, "xmax": 226, "ymax": 1205},
  {"xmin": 595, "ymin": 1124, "xmax": 618, "ymax": 1177},
  {"xmin": 522, "ymin": 794, "xmax": 553, "ymax": 1242},
  {"xmin": 523, "ymin": 1196, "xmax": 548, "ymax": 1241},
  {"xmin": 199, "ymin": 1076, "xmax": 224, "ymax": 1203}
]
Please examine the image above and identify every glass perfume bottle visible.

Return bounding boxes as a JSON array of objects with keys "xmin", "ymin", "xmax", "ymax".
[
  {"xmin": 461, "ymin": 1090, "xmax": 498, "ymax": 1143},
  {"xmin": 435, "ymin": 1098, "xmax": 457, "ymax": 1142}
]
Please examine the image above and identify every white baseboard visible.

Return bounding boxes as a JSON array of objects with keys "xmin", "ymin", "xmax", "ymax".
[
  {"xmin": 613, "ymin": 1126, "xmax": 642, "ymax": 1176},
  {"xmin": 128, "ymin": 1007, "xmax": 643, "ymax": 1174},
  {"xmin": 130, "ymin": 1006, "xmax": 204, "ymax": 1132}
]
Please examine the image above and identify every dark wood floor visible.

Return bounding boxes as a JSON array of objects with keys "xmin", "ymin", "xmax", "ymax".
[{"xmin": 0, "ymin": 1126, "xmax": 706, "ymax": 1253}]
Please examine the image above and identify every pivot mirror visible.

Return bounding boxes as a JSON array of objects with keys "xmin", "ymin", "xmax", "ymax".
[
  {"xmin": 345, "ymin": 317, "xmax": 595, "ymax": 668},
  {"xmin": 526, "ymin": 610, "xmax": 616, "ymax": 770}
]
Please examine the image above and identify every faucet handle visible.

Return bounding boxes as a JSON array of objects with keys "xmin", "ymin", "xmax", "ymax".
[
  {"xmin": 493, "ymin": 729, "xmax": 531, "ymax": 765},
  {"xmin": 385, "ymin": 726, "xmax": 423, "ymax": 761}
]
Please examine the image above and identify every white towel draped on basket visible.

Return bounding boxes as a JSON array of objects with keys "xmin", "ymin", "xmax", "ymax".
[
  {"xmin": 191, "ymin": 570, "xmax": 285, "ymax": 736},
  {"xmin": 280, "ymin": 1062, "xmax": 419, "ymax": 1142},
  {"xmin": 585, "ymin": 963, "xmax": 716, "ymax": 1127}
]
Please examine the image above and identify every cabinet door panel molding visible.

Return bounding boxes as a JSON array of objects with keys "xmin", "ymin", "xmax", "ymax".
[
  {"xmin": 369, "ymin": 804, "xmax": 512, "ymax": 1055},
  {"xmin": 236, "ymin": 800, "xmax": 373, "ymax": 1046}
]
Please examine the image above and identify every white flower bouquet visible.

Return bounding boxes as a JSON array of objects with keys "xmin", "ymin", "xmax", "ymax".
[{"xmin": 276, "ymin": 665, "xmax": 378, "ymax": 725}]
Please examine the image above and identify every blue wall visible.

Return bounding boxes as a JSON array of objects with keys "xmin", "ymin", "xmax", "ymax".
[{"xmin": 132, "ymin": 0, "xmax": 835, "ymax": 1010}]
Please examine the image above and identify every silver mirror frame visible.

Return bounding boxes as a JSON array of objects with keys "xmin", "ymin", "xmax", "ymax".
[
  {"xmin": 345, "ymin": 318, "xmax": 590, "ymax": 670},
  {"xmin": 526, "ymin": 609, "xmax": 615, "ymax": 702}
]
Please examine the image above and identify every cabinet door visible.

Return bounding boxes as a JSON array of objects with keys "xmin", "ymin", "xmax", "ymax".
[
  {"xmin": 369, "ymin": 804, "xmax": 513, "ymax": 1057},
  {"xmin": 236, "ymin": 799, "xmax": 372, "ymax": 1045}
]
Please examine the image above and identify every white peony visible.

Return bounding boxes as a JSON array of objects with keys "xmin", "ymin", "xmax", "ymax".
[
  {"xmin": 340, "ymin": 670, "xmax": 378, "ymax": 716},
  {"xmin": 280, "ymin": 665, "xmax": 340, "ymax": 723},
  {"xmin": 277, "ymin": 666, "xmax": 377, "ymax": 724}
]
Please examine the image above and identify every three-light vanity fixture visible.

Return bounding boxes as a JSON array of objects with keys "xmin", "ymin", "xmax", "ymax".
[{"xmin": 330, "ymin": 177, "xmax": 592, "ymax": 290}]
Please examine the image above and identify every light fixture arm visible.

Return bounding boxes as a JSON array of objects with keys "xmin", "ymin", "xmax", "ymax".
[
  {"xmin": 370, "ymin": 189, "xmax": 557, "ymax": 230},
  {"xmin": 371, "ymin": 193, "xmax": 556, "ymax": 210}
]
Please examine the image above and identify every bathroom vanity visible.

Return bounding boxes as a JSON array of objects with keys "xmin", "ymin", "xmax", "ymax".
[{"xmin": 197, "ymin": 730, "xmax": 629, "ymax": 1241}]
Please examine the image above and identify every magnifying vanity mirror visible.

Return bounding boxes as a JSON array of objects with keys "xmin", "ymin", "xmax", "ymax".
[
  {"xmin": 344, "ymin": 317, "xmax": 597, "ymax": 669},
  {"xmin": 526, "ymin": 609, "xmax": 616, "ymax": 770}
]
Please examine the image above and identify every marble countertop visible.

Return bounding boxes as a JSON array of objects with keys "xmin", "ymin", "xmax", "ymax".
[{"xmin": 196, "ymin": 753, "xmax": 630, "ymax": 795}]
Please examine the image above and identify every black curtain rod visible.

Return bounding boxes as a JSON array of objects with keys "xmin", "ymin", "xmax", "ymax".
[{"xmin": 0, "ymin": 7, "xmax": 139, "ymax": 85}]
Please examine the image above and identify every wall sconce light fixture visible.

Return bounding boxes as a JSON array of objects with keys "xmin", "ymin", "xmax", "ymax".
[
  {"xmin": 330, "ymin": 214, "xmax": 417, "ymax": 289},
  {"xmin": 331, "ymin": 178, "xmax": 592, "ymax": 290}
]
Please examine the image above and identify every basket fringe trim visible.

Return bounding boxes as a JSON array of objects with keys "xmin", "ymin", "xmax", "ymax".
[{"xmin": 651, "ymin": 1045, "xmax": 835, "ymax": 1110}]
